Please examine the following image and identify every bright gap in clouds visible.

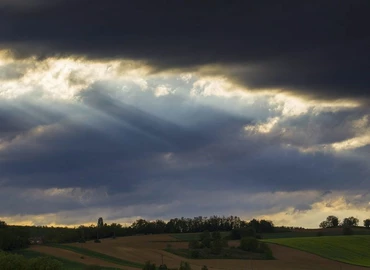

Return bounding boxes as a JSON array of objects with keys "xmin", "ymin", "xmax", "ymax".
[{"xmin": 0, "ymin": 50, "xmax": 369, "ymax": 227}]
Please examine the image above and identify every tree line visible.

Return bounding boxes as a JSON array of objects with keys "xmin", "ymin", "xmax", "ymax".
[
  {"xmin": 0, "ymin": 216, "xmax": 274, "ymax": 250},
  {"xmin": 319, "ymin": 216, "xmax": 370, "ymax": 228},
  {"xmin": 130, "ymin": 216, "xmax": 274, "ymax": 234},
  {"xmin": 0, "ymin": 222, "xmax": 29, "ymax": 251}
]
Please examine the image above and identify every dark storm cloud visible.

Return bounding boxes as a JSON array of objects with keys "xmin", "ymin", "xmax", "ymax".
[
  {"xmin": 0, "ymin": 85, "xmax": 370, "ymax": 219},
  {"xmin": 1, "ymin": 0, "xmax": 369, "ymax": 100},
  {"xmin": 1, "ymin": 88, "xmax": 369, "ymax": 198}
]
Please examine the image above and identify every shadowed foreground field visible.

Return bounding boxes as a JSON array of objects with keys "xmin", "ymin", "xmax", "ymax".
[
  {"xmin": 264, "ymin": 235, "xmax": 370, "ymax": 267},
  {"xmin": 19, "ymin": 249, "xmax": 122, "ymax": 270},
  {"xmin": 28, "ymin": 234, "xmax": 370, "ymax": 270}
]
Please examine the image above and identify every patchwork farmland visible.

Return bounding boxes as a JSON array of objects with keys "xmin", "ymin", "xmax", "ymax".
[{"xmin": 29, "ymin": 233, "xmax": 370, "ymax": 270}]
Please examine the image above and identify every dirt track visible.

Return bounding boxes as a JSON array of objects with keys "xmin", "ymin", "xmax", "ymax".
[{"xmin": 36, "ymin": 235, "xmax": 370, "ymax": 270}]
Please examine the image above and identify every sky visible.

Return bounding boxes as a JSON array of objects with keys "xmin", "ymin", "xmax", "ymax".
[{"xmin": 0, "ymin": 0, "xmax": 370, "ymax": 228}]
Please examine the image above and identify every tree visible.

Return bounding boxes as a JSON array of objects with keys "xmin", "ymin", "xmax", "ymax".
[
  {"xmin": 96, "ymin": 217, "xmax": 104, "ymax": 240},
  {"xmin": 230, "ymin": 227, "xmax": 256, "ymax": 240},
  {"xmin": 0, "ymin": 253, "xmax": 27, "ymax": 270},
  {"xmin": 239, "ymin": 237, "xmax": 259, "ymax": 252},
  {"xmin": 28, "ymin": 256, "xmax": 63, "ymax": 270},
  {"xmin": 326, "ymin": 216, "xmax": 339, "ymax": 227},
  {"xmin": 179, "ymin": 261, "xmax": 191, "ymax": 270},
  {"xmin": 200, "ymin": 230, "xmax": 211, "ymax": 248},
  {"xmin": 210, "ymin": 239, "xmax": 223, "ymax": 255},
  {"xmin": 319, "ymin": 216, "xmax": 339, "ymax": 228},
  {"xmin": 319, "ymin": 220, "xmax": 329, "ymax": 228},
  {"xmin": 259, "ymin": 220, "xmax": 274, "ymax": 233},
  {"xmin": 97, "ymin": 218, "xmax": 104, "ymax": 228},
  {"xmin": 342, "ymin": 217, "xmax": 359, "ymax": 227},
  {"xmin": 188, "ymin": 240, "xmax": 201, "ymax": 249},
  {"xmin": 248, "ymin": 219, "xmax": 261, "ymax": 233},
  {"xmin": 190, "ymin": 250, "xmax": 200, "ymax": 258},
  {"xmin": 364, "ymin": 219, "xmax": 370, "ymax": 228},
  {"xmin": 211, "ymin": 231, "xmax": 221, "ymax": 240},
  {"xmin": 257, "ymin": 242, "xmax": 274, "ymax": 259},
  {"xmin": 142, "ymin": 261, "xmax": 156, "ymax": 270}
]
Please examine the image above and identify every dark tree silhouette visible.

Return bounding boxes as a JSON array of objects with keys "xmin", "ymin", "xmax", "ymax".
[
  {"xmin": 319, "ymin": 216, "xmax": 340, "ymax": 228},
  {"xmin": 342, "ymin": 217, "xmax": 359, "ymax": 227},
  {"xmin": 364, "ymin": 219, "xmax": 370, "ymax": 228}
]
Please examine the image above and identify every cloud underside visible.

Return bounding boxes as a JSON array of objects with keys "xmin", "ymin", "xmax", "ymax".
[
  {"xmin": 0, "ymin": 52, "xmax": 369, "ymax": 227},
  {"xmin": 0, "ymin": 1, "xmax": 370, "ymax": 226},
  {"xmin": 1, "ymin": 1, "xmax": 370, "ymax": 101}
]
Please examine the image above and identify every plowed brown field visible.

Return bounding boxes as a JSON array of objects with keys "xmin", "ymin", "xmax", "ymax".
[
  {"xmin": 61, "ymin": 235, "xmax": 370, "ymax": 270},
  {"xmin": 30, "ymin": 245, "xmax": 128, "ymax": 269}
]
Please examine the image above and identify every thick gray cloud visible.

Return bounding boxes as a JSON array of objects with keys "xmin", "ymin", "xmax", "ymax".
[
  {"xmin": 1, "ymin": 1, "xmax": 370, "ymax": 225},
  {"xmin": 0, "ymin": 0, "xmax": 369, "ymax": 100},
  {"xmin": 0, "ymin": 83, "xmax": 369, "ymax": 222}
]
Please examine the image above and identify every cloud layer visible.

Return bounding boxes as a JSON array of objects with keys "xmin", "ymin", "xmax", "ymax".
[
  {"xmin": 1, "ymin": 2, "xmax": 370, "ymax": 227},
  {"xmin": 0, "ymin": 53, "xmax": 369, "ymax": 227},
  {"xmin": 1, "ymin": 1, "xmax": 369, "ymax": 101}
]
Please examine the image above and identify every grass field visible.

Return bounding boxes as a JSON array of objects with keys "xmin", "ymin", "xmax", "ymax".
[
  {"xmin": 263, "ymin": 228, "xmax": 370, "ymax": 239},
  {"xmin": 48, "ymin": 244, "xmax": 143, "ymax": 268},
  {"xmin": 17, "ymin": 249, "xmax": 119, "ymax": 270},
  {"xmin": 264, "ymin": 235, "xmax": 370, "ymax": 267}
]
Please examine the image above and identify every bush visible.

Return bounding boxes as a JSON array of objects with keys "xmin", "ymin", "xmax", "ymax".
[
  {"xmin": 200, "ymin": 231, "xmax": 211, "ymax": 248},
  {"xmin": 158, "ymin": 264, "xmax": 168, "ymax": 270},
  {"xmin": 316, "ymin": 231, "xmax": 324, "ymax": 237},
  {"xmin": 179, "ymin": 261, "xmax": 191, "ymax": 270},
  {"xmin": 230, "ymin": 229, "xmax": 241, "ymax": 240},
  {"xmin": 257, "ymin": 242, "xmax": 274, "ymax": 259},
  {"xmin": 239, "ymin": 237, "xmax": 259, "ymax": 252},
  {"xmin": 190, "ymin": 250, "xmax": 200, "ymax": 258},
  {"xmin": 231, "ymin": 227, "xmax": 256, "ymax": 240},
  {"xmin": 343, "ymin": 227, "xmax": 354, "ymax": 235},
  {"xmin": 0, "ymin": 253, "xmax": 27, "ymax": 270},
  {"xmin": 188, "ymin": 240, "xmax": 201, "ymax": 249},
  {"xmin": 0, "ymin": 252, "xmax": 64, "ymax": 270},
  {"xmin": 200, "ymin": 231, "xmax": 211, "ymax": 241},
  {"xmin": 28, "ymin": 256, "xmax": 64, "ymax": 270},
  {"xmin": 201, "ymin": 266, "xmax": 208, "ymax": 270},
  {"xmin": 143, "ymin": 261, "xmax": 156, "ymax": 270},
  {"xmin": 211, "ymin": 231, "xmax": 221, "ymax": 240},
  {"xmin": 210, "ymin": 238, "xmax": 228, "ymax": 255},
  {"xmin": 94, "ymin": 239, "xmax": 101, "ymax": 243}
]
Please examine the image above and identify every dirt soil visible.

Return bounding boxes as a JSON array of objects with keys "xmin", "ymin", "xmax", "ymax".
[
  {"xmin": 30, "ymin": 245, "xmax": 133, "ymax": 270},
  {"xmin": 57, "ymin": 235, "xmax": 370, "ymax": 270}
]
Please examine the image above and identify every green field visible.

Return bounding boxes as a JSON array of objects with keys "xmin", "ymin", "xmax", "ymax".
[
  {"xmin": 49, "ymin": 244, "xmax": 143, "ymax": 268},
  {"xmin": 264, "ymin": 235, "xmax": 370, "ymax": 267},
  {"xmin": 16, "ymin": 249, "xmax": 119, "ymax": 270}
]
